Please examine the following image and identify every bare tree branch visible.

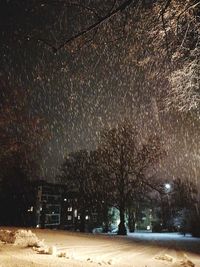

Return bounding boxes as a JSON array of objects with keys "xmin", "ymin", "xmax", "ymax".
[
  {"xmin": 159, "ymin": 0, "xmax": 171, "ymax": 18},
  {"xmin": 37, "ymin": 0, "xmax": 136, "ymax": 52},
  {"xmin": 177, "ymin": 1, "xmax": 200, "ymax": 22}
]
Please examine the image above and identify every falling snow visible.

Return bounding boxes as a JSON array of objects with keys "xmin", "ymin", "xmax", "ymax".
[
  {"xmin": 0, "ymin": 1, "xmax": 200, "ymax": 264},
  {"xmin": 0, "ymin": 1, "xmax": 199, "ymax": 184}
]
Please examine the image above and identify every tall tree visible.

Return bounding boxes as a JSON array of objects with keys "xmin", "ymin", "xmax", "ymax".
[
  {"xmin": 1, "ymin": 0, "xmax": 199, "ymax": 113},
  {"xmin": 98, "ymin": 119, "xmax": 164, "ymax": 235}
]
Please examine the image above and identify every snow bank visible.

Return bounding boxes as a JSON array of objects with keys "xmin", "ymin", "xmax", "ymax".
[
  {"xmin": 155, "ymin": 253, "xmax": 196, "ymax": 267},
  {"xmin": 179, "ymin": 254, "xmax": 195, "ymax": 267},
  {"xmin": 0, "ymin": 229, "xmax": 15, "ymax": 243},
  {"xmin": 14, "ymin": 230, "xmax": 44, "ymax": 247},
  {"xmin": 155, "ymin": 254, "xmax": 174, "ymax": 262},
  {"xmin": 34, "ymin": 245, "xmax": 70, "ymax": 258},
  {"xmin": 0, "ymin": 229, "xmax": 44, "ymax": 247},
  {"xmin": 0, "ymin": 229, "xmax": 66, "ymax": 258}
]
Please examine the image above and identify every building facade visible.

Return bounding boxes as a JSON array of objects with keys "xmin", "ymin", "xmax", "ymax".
[{"xmin": 33, "ymin": 181, "xmax": 97, "ymax": 231}]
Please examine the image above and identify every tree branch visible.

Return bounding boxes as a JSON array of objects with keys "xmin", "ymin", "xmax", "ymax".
[{"xmin": 38, "ymin": 0, "xmax": 136, "ymax": 52}]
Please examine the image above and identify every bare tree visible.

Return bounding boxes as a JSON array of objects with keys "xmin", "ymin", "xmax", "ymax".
[
  {"xmin": 2, "ymin": 0, "xmax": 200, "ymax": 113},
  {"xmin": 98, "ymin": 119, "xmax": 164, "ymax": 235},
  {"xmin": 60, "ymin": 150, "xmax": 90, "ymax": 232},
  {"xmin": 60, "ymin": 149, "xmax": 111, "ymax": 232}
]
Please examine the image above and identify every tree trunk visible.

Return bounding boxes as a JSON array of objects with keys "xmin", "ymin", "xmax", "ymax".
[
  {"xmin": 128, "ymin": 208, "xmax": 135, "ymax": 233},
  {"xmin": 118, "ymin": 205, "xmax": 127, "ymax": 235},
  {"xmin": 40, "ymin": 203, "xmax": 46, "ymax": 229},
  {"xmin": 102, "ymin": 206, "xmax": 109, "ymax": 232}
]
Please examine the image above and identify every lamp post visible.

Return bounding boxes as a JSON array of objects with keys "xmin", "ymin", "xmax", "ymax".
[{"xmin": 164, "ymin": 183, "xmax": 172, "ymax": 230}]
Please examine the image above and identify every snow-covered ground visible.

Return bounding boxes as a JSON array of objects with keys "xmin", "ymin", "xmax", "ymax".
[{"xmin": 0, "ymin": 228, "xmax": 200, "ymax": 267}]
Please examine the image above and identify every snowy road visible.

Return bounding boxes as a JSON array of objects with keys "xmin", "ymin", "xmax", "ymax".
[{"xmin": 0, "ymin": 229, "xmax": 200, "ymax": 267}]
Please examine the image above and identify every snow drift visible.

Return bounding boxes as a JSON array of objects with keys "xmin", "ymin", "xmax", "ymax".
[{"xmin": 0, "ymin": 229, "xmax": 44, "ymax": 247}]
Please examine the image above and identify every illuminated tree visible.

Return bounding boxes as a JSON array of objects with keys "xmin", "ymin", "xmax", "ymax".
[
  {"xmin": 159, "ymin": 1, "xmax": 200, "ymax": 112},
  {"xmin": 2, "ymin": 0, "xmax": 200, "ymax": 114}
]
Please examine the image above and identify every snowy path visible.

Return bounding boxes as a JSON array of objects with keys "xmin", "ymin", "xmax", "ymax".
[{"xmin": 0, "ymin": 228, "xmax": 200, "ymax": 267}]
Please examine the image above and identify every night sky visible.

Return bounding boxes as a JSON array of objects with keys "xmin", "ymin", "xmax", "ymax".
[{"xmin": 0, "ymin": 0, "xmax": 200, "ymax": 186}]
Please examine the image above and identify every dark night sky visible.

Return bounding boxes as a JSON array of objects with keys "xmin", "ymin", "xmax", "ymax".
[{"xmin": 0, "ymin": 0, "xmax": 200, "ymax": 187}]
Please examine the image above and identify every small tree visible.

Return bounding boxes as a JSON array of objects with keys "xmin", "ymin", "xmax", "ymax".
[
  {"xmin": 60, "ymin": 149, "xmax": 111, "ymax": 232},
  {"xmin": 171, "ymin": 178, "xmax": 199, "ymax": 236},
  {"xmin": 98, "ymin": 119, "xmax": 163, "ymax": 235},
  {"xmin": 60, "ymin": 150, "xmax": 89, "ymax": 232}
]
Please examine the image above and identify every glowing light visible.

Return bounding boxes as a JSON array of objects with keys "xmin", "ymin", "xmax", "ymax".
[
  {"xmin": 27, "ymin": 206, "xmax": 33, "ymax": 212},
  {"xmin": 74, "ymin": 209, "xmax": 77, "ymax": 217},
  {"xmin": 67, "ymin": 215, "xmax": 72, "ymax": 220},
  {"xmin": 165, "ymin": 183, "xmax": 171, "ymax": 190}
]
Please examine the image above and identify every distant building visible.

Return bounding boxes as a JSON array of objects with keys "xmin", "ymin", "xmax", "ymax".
[
  {"xmin": 23, "ymin": 181, "xmax": 160, "ymax": 233},
  {"xmin": 32, "ymin": 181, "xmax": 97, "ymax": 231},
  {"xmin": 35, "ymin": 181, "xmax": 63, "ymax": 228}
]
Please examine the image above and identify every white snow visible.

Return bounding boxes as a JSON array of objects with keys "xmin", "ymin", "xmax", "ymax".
[
  {"xmin": 128, "ymin": 232, "xmax": 199, "ymax": 241},
  {"xmin": 155, "ymin": 253, "xmax": 174, "ymax": 262},
  {"xmin": 0, "ymin": 229, "xmax": 43, "ymax": 247},
  {"xmin": 0, "ymin": 228, "xmax": 200, "ymax": 267},
  {"xmin": 14, "ymin": 229, "xmax": 44, "ymax": 247}
]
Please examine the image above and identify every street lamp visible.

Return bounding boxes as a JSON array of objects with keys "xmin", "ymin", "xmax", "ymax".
[
  {"xmin": 164, "ymin": 183, "xmax": 172, "ymax": 230},
  {"xmin": 164, "ymin": 183, "xmax": 171, "ymax": 192}
]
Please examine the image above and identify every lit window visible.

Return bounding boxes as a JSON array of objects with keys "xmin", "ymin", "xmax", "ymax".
[
  {"xmin": 67, "ymin": 207, "xmax": 72, "ymax": 212},
  {"xmin": 78, "ymin": 215, "xmax": 80, "ymax": 220},
  {"xmin": 64, "ymin": 198, "xmax": 67, "ymax": 202},
  {"xmin": 74, "ymin": 209, "xmax": 77, "ymax": 217},
  {"xmin": 85, "ymin": 215, "xmax": 89, "ymax": 220},
  {"xmin": 27, "ymin": 206, "xmax": 33, "ymax": 212},
  {"xmin": 67, "ymin": 215, "xmax": 72, "ymax": 220}
]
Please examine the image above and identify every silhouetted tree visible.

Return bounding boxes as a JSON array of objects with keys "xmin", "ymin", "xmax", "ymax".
[
  {"xmin": 171, "ymin": 178, "xmax": 200, "ymax": 236},
  {"xmin": 0, "ymin": 165, "xmax": 34, "ymax": 226},
  {"xmin": 60, "ymin": 149, "xmax": 111, "ymax": 232},
  {"xmin": 98, "ymin": 119, "xmax": 164, "ymax": 235}
]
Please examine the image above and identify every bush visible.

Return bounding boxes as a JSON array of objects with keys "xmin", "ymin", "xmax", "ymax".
[
  {"xmin": 191, "ymin": 219, "xmax": 200, "ymax": 237},
  {"xmin": 152, "ymin": 222, "xmax": 162, "ymax": 233}
]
